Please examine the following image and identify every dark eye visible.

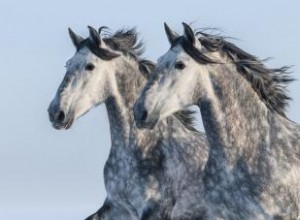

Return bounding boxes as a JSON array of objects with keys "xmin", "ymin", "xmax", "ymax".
[
  {"xmin": 85, "ymin": 63, "xmax": 95, "ymax": 71},
  {"xmin": 175, "ymin": 61, "xmax": 185, "ymax": 70}
]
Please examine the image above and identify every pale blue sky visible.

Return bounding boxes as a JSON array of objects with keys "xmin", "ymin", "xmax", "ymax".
[{"xmin": 0, "ymin": 0, "xmax": 299, "ymax": 219}]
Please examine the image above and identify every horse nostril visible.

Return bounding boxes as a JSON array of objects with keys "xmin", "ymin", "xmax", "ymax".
[
  {"xmin": 55, "ymin": 111, "xmax": 65, "ymax": 123},
  {"xmin": 140, "ymin": 110, "xmax": 148, "ymax": 122}
]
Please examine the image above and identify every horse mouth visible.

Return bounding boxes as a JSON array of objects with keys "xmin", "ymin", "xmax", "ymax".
[{"xmin": 52, "ymin": 116, "xmax": 75, "ymax": 130}]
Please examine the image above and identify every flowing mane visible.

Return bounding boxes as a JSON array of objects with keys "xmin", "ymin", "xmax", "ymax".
[
  {"xmin": 173, "ymin": 30, "xmax": 294, "ymax": 117},
  {"xmin": 101, "ymin": 27, "xmax": 145, "ymax": 58}
]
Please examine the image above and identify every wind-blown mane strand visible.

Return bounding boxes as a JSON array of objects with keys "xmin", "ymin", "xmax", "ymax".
[{"xmin": 100, "ymin": 26, "xmax": 145, "ymax": 58}]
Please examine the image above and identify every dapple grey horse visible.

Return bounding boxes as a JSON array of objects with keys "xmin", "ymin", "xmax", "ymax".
[{"xmin": 134, "ymin": 22, "xmax": 300, "ymax": 219}]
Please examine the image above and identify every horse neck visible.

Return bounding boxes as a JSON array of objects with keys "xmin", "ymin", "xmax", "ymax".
[
  {"xmin": 199, "ymin": 62, "xmax": 272, "ymax": 171},
  {"xmin": 105, "ymin": 58, "xmax": 161, "ymax": 150}
]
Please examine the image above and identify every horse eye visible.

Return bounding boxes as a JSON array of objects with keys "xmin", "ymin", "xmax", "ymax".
[
  {"xmin": 85, "ymin": 63, "xmax": 95, "ymax": 71},
  {"xmin": 175, "ymin": 61, "xmax": 185, "ymax": 70}
]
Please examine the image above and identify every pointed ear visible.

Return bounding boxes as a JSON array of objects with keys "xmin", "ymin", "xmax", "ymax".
[
  {"xmin": 164, "ymin": 22, "xmax": 178, "ymax": 45},
  {"xmin": 68, "ymin": 28, "xmax": 83, "ymax": 48},
  {"xmin": 182, "ymin": 22, "xmax": 202, "ymax": 49},
  {"xmin": 88, "ymin": 26, "xmax": 106, "ymax": 47}
]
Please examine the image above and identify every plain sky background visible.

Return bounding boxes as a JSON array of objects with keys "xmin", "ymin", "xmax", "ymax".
[{"xmin": 0, "ymin": 0, "xmax": 299, "ymax": 219}]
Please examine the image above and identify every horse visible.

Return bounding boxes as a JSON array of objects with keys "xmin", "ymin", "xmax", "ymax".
[
  {"xmin": 134, "ymin": 22, "xmax": 300, "ymax": 219},
  {"xmin": 48, "ymin": 25, "xmax": 208, "ymax": 220}
]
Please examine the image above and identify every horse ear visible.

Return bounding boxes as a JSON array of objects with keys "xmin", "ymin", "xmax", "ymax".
[
  {"xmin": 182, "ymin": 22, "xmax": 202, "ymax": 49},
  {"xmin": 164, "ymin": 22, "xmax": 177, "ymax": 45},
  {"xmin": 88, "ymin": 26, "xmax": 106, "ymax": 47},
  {"xmin": 68, "ymin": 28, "xmax": 83, "ymax": 48}
]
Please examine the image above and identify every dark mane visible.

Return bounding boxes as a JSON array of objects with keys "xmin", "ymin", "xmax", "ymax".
[
  {"xmin": 102, "ymin": 27, "xmax": 145, "ymax": 58},
  {"xmin": 173, "ymin": 31, "xmax": 294, "ymax": 117}
]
